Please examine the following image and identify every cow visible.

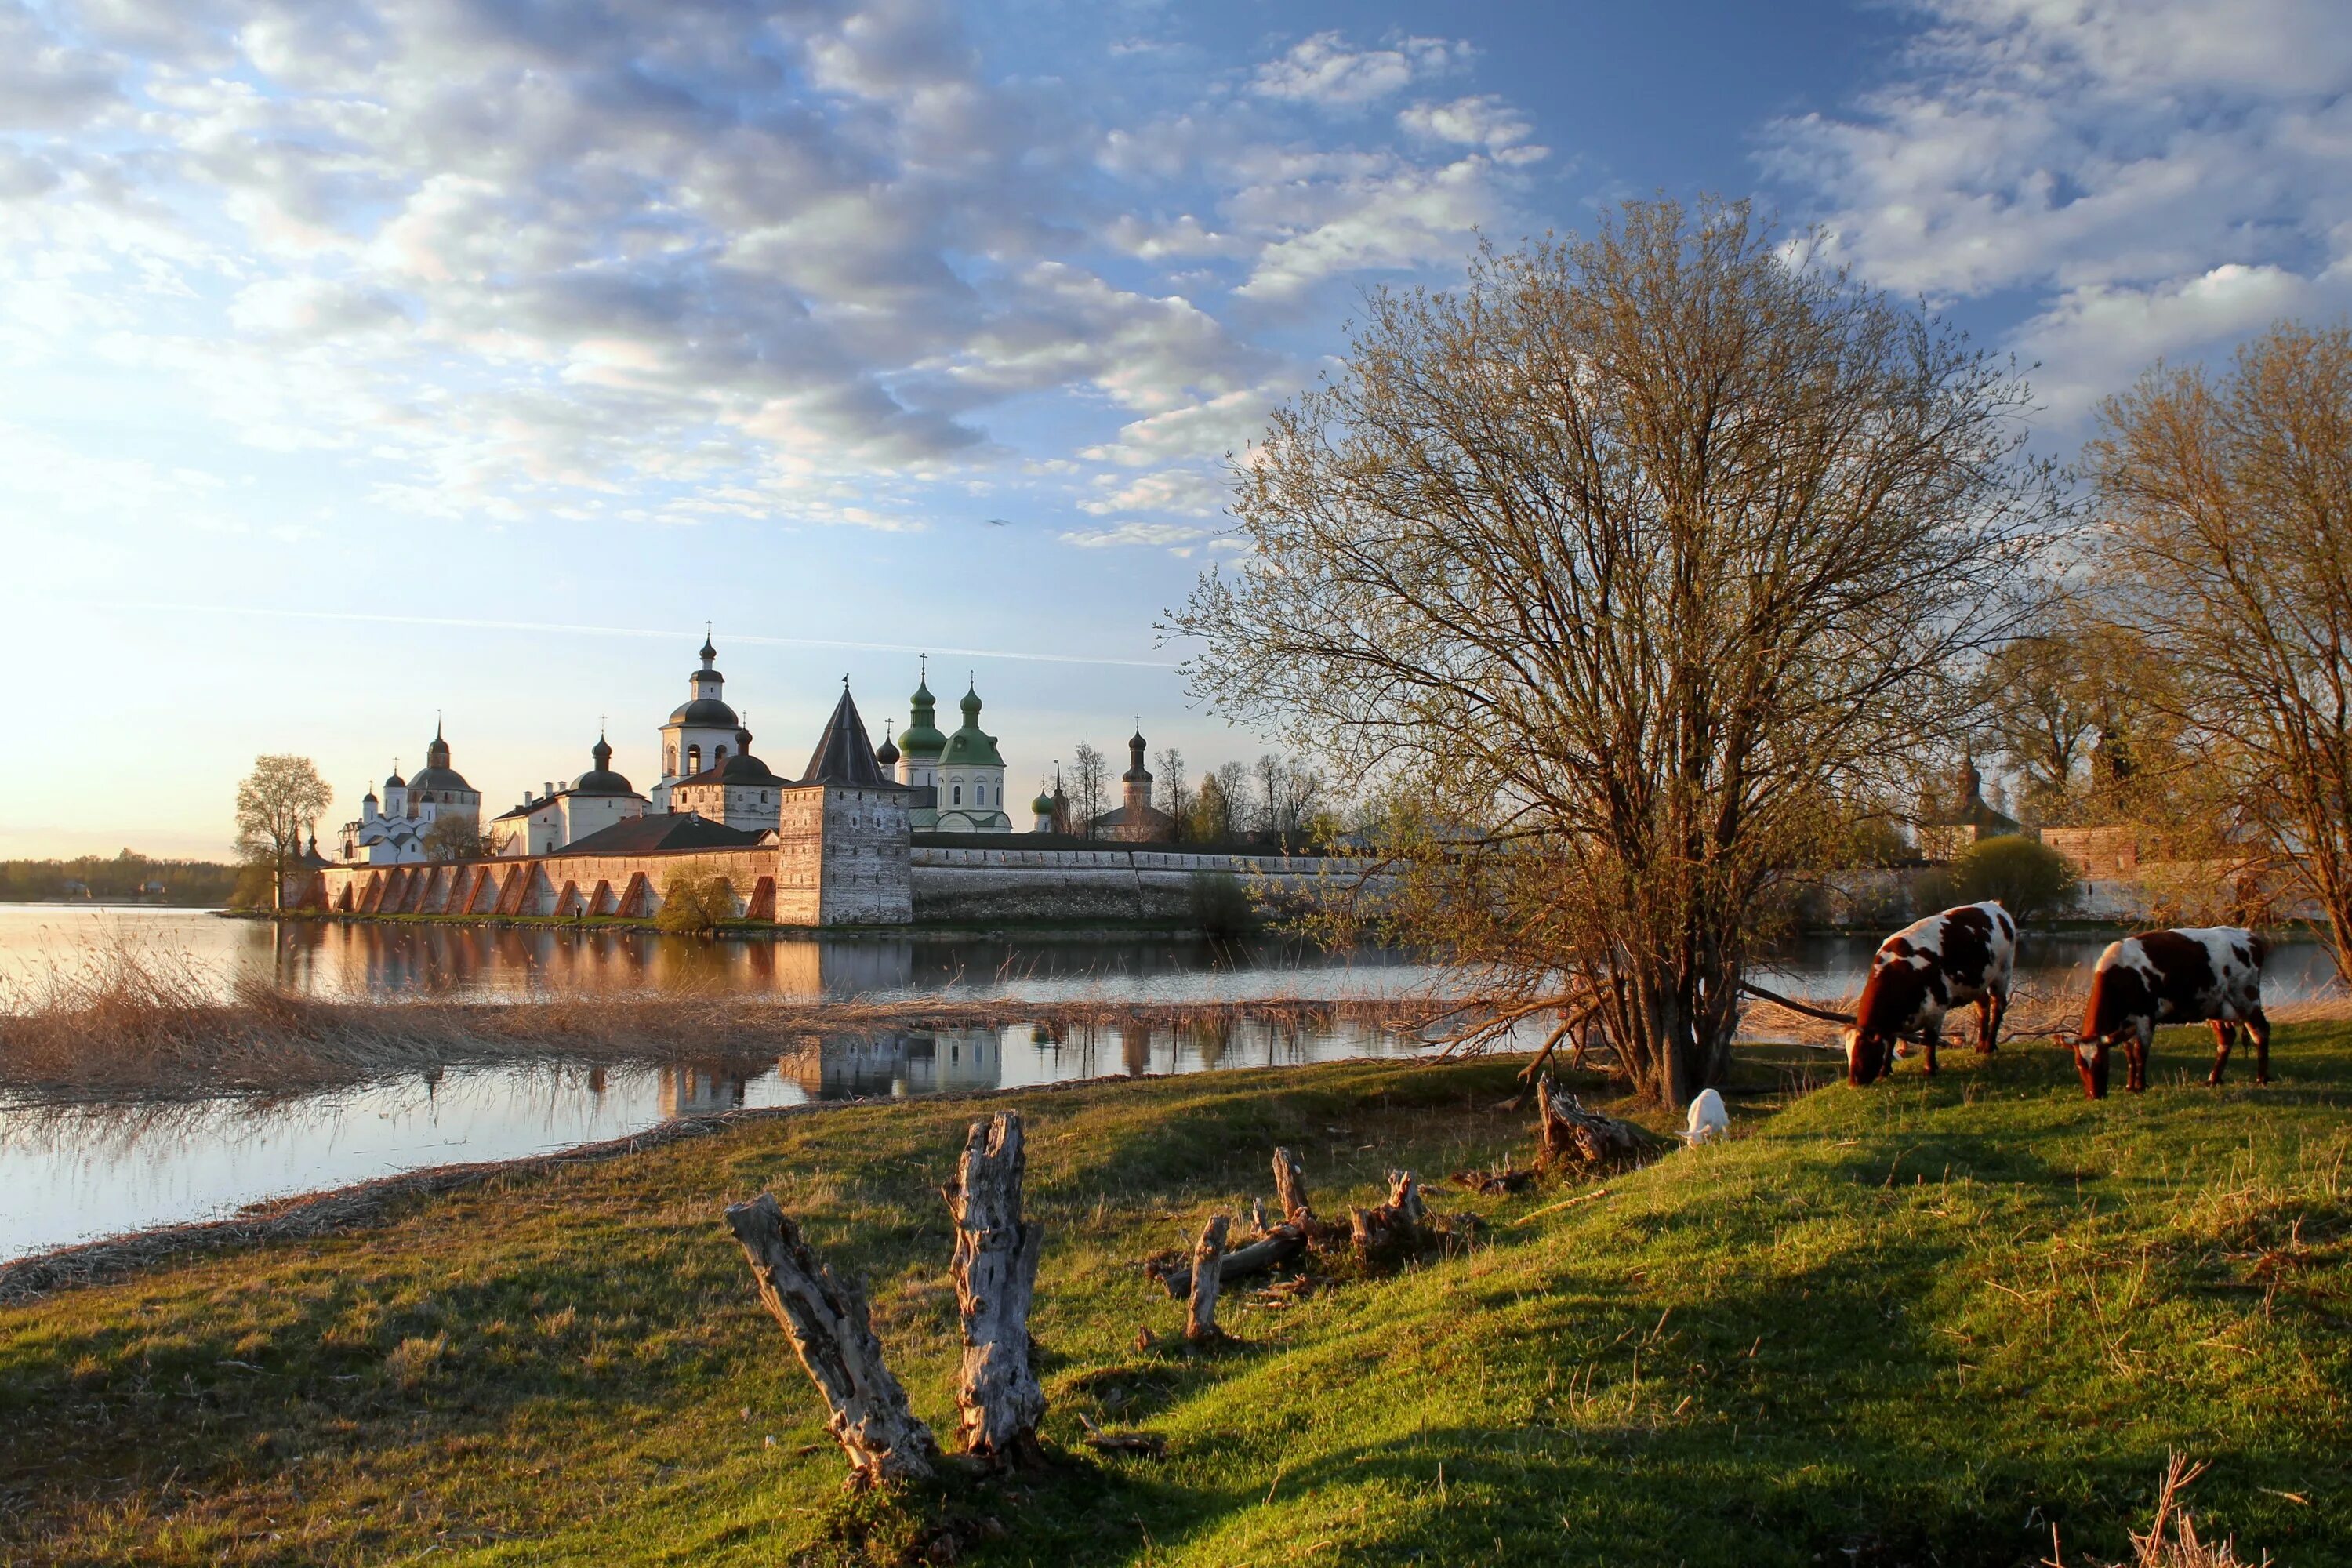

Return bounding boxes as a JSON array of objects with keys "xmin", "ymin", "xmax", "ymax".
[
  {"xmin": 1842, "ymin": 902, "xmax": 2018, "ymax": 1087},
  {"xmin": 2065, "ymin": 927, "xmax": 2270, "ymax": 1098}
]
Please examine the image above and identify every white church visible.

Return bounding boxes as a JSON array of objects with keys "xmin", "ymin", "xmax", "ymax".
[{"xmin": 338, "ymin": 637, "xmax": 1025, "ymax": 866}]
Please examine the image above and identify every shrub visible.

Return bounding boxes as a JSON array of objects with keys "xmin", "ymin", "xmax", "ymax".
[
  {"xmin": 655, "ymin": 876, "xmax": 735, "ymax": 935},
  {"xmin": 1188, "ymin": 870, "xmax": 1256, "ymax": 937},
  {"xmin": 1943, "ymin": 833, "xmax": 2079, "ymax": 923}
]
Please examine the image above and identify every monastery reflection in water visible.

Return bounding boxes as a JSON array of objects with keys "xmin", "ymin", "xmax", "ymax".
[{"xmin": 652, "ymin": 1011, "xmax": 1356, "ymax": 1112}]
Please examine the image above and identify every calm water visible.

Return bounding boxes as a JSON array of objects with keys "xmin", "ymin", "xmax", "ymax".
[{"xmin": 2, "ymin": 906, "xmax": 2340, "ymax": 1263}]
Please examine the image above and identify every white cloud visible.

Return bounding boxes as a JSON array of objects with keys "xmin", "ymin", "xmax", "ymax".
[
  {"xmin": 1078, "ymin": 467, "xmax": 1229, "ymax": 517},
  {"xmin": 1397, "ymin": 95, "xmax": 1534, "ymax": 154},
  {"xmin": 1059, "ymin": 518, "xmax": 1220, "ymax": 550},
  {"xmin": 1766, "ymin": 0, "xmax": 2352, "ymax": 423},
  {"xmin": 1251, "ymin": 32, "xmax": 1468, "ymax": 111}
]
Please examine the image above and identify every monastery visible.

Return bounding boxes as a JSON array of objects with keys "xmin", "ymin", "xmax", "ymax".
[{"xmin": 303, "ymin": 637, "xmax": 1331, "ymax": 927}]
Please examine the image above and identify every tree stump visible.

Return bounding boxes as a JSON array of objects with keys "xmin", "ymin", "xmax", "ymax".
[
  {"xmin": 723, "ymin": 1193, "xmax": 938, "ymax": 1489},
  {"xmin": 1185, "ymin": 1214, "xmax": 1230, "ymax": 1342},
  {"xmin": 1348, "ymin": 1169, "xmax": 1428, "ymax": 1261},
  {"xmin": 1272, "ymin": 1146, "xmax": 1313, "ymax": 1226},
  {"xmin": 945, "ymin": 1111, "xmax": 1047, "ymax": 1465},
  {"xmin": 1535, "ymin": 1078, "xmax": 1661, "ymax": 1170}
]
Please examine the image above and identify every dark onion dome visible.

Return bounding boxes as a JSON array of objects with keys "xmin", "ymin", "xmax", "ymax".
[
  {"xmin": 875, "ymin": 733, "xmax": 900, "ymax": 768},
  {"xmin": 669, "ymin": 695, "xmax": 739, "ymax": 726},
  {"xmin": 1123, "ymin": 724, "xmax": 1152, "ymax": 783},
  {"xmin": 572, "ymin": 735, "xmax": 634, "ymax": 796},
  {"xmin": 383, "ymin": 769, "xmax": 406, "ymax": 790},
  {"xmin": 408, "ymin": 763, "xmax": 474, "ymax": 793},
  {"xmin": 699, "ymin": 632, "xmax": 717, "ymax": 662}
]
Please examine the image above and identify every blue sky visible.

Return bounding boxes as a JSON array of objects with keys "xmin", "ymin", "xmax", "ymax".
[{"xmin": 4, "ymin": 0, "xmax": 2349, "ymax": 857}]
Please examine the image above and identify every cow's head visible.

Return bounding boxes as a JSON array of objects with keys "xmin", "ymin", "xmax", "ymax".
[
  {"xmin": 1842, "ymin": 1025, "xmax": 1892, "ymax": 1087},
  {"xmin": 2061, "ymin": 1031, "xmax": 2111, "ymax": 1099}
]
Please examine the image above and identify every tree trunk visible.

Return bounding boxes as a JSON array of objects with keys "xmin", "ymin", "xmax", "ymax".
[
  {"xmin": 1272, "ymin": 1146, "xmax": 1312, "ymax": 1225},
  {"xmin": 945, "ymin": 1111, "xmax": 1047, "ymax": 1464},
  {"xmin": 1348, "ymin": 1169, "xmax": 1428, "ymax": 1261},
  {"xmin": 723, "ymin": 1194, "xmax": 938, "ymax": 1489},
  {"xmin": 1535, "ymin": 1079, "xmax": 1662, "ymax": 1170},
  {"xmin": 1185, "ymin": 1214, "xmax": 1230, "ymax": 1341}
]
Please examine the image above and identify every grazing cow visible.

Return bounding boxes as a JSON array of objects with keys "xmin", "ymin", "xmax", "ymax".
[
  {"xmin": 2067, "ymin": 927, "xmax": 2270, "ymax": 1098},
  {"xmin": 1842, "ymin": 902, "xmax": 2018, "ymax": 1087}
]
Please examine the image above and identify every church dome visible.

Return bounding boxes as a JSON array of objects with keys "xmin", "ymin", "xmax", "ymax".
[
  {"xmin": 383, "ymin": 769, "xmax": 406, "ymax": 790},
  {"xmin": 875, "ymin": 734, "xmax": 900, "ymax": 768},
  {"xmin": 670, "ymin": 695, "xmax": 740, "ymax": 727},
  {"xmin": 573, "ymin": 736, "xmax": 633, "ymax": 795},
  {"xmin": 1031, "ymin": 790, "xmax": 1054, "ymax": 815},
  {"xmin": 708, "ymin": 751, "xmax": 784, "ymax": 786}
]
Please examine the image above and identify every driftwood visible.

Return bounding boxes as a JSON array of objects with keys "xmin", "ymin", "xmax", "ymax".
[
  {"xmin": 1185, "ymin": 1214, "xmax": 1230, "ymax": 1341},
  {"xmin": 1144, "ymin": 1148, "xmax": 1315, "ymax": 1298},
  {"xmin": 945, "ymin": 1111, "xmax": 1047, "ymax": 1465},
  {"xmin": 1450, "ymin": 1156, "xmax": 1538, "ymax": 1196},
  {"xmin": 1076, "ymin": 1413, "xmax": 1167, "ymax": 1458},
  {"xmin": 1348, "ymin": 1169, "xmax": 1429, "ymax": 1261},
  {"xmin": 1535, "ymin": 1079, "xmax": 1663, "ymax": 1171},
  {"xmin": 724, "ymin": 1193, "xmax": 940, "ymax": 1489}
]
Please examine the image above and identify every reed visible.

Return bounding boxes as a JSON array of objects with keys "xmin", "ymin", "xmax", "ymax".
[{"xmin": 0, "ymin": 938, "xmax": 1447, "ymax": 1105}]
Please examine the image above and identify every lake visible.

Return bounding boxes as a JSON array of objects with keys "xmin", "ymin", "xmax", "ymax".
[{"xmin": 2, "ymin": 906, "xmax": 2341, "ymax": 1263}]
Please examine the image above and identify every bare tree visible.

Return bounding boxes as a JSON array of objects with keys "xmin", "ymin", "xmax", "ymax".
[
  {"xmin": 419, "ymin": 811, "xmax": 485, "ymax": 862},
  {"xmin": 2088, "ymin": 322, "xmax": 2352, "ymax": 979},
  {"xmin": 1069, "ymin": 742, "xmax": 1109, "ymax": 839},
  {"xmin": 1175, "ymin": 199, "xmax": 2060, "ymax": 1105},
  {"xmin": 234, "ymin": 755, "xmax": 331, "ymax": 903},
  {"xmin": 1153, "ymin": 746, "xmax": 1191, "ymax": 833}
]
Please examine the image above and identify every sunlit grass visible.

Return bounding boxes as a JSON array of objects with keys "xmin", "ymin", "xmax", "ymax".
[{"xmin": 2, "ymin": 1028, "xmax": 2347, "ymax": 1565}]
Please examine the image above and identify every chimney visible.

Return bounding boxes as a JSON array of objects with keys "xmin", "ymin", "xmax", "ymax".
[{"xmin": 543, "ymin": 781, "xmax": 554, "ymax": 800}]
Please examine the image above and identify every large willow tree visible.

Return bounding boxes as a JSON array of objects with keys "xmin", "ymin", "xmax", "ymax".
[{"xmin": 1176, "ymin": 199, "xmax": 2060, "ymax": 1106}]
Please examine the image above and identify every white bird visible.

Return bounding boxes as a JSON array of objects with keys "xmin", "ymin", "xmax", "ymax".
[{"xmin": 1680, "ymin": 1087, "xmax": 1729, "ymax": 1145}]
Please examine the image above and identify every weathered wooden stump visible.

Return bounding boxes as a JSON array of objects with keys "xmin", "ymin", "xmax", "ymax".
[
  {"xmin": 1185, "ymin": 1214, "xmax": 1230, "ymax": 1342},
  {"xmin": 1272, "ymin": 1145, "xmax": 1313, "ymax": 1226},
  {"xmin": 1535, "ymin": 1078, "xmax": 1661, "ymax": 1170},
  {"xmin": 945, "ymin": 1110, "xmax": 1047, "ymax": 1465},
  {"xmin": 1348, "ymin": 1169, "xmax": 1428, "ymax": 1261},
  {"xmin": 723, "ymin": 1193, "xmax": 938, "ymax": 1489}
]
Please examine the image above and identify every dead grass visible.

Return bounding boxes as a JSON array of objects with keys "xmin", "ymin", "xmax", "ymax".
[
  {"xmin": 2049, "ymin": 1455, "xmax": 2271, "ymax": 1568},
  {"xmin": 0, "ymin": 938, "xmax": 1443, "ymax": 1105}
]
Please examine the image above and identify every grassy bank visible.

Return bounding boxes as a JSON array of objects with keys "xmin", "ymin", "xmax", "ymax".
[{"xmin": 5, "ymin": 1027, "xmax": 2349, "ymax": 1565}]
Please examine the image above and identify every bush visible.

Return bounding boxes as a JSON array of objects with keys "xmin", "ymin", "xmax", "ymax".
[
  {"xmin": 1187, "ymin": 870, "xmax": 1256, "ymax": 936},
  {"xmin": 1942, "ymin": 834, "xmax": 2079, "ymax": 923},
  {"xmin": 655, "ymin": 876, "xmax": 735, "ymax": 935}
]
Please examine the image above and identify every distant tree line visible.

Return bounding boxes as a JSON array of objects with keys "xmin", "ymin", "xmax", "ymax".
[{"xmin": 0, "ymin": 850, "xmax": 243, "ymax": 906}]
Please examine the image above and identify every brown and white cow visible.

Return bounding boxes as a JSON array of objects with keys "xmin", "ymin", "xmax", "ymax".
[
  {"xmin": 2066, "ymin": 927, "xmax": 2270, "ymax": 1098},
  {"xmin": 1842, "ymin": 902, "xmax": 2018, "ymax": 1086}
]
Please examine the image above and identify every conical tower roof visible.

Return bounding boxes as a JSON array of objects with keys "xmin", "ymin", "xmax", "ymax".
[{"xmin": 803, "ymin": 685, "xmax": 895, "ymax": 787}]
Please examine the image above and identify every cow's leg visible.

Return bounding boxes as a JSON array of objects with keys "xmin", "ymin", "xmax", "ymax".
[
  {"xmin": 1976, "ymin": 990, "xmax": 2005, "ymax": 1054},
  {"xmin": 2206, "ymin": 1018, "xmax": 2234, "ymax": 1087},
  {"xmin": 2248, "ymin": 1007, "xmax": 2271, "ymax": 1085},
  {"xmin": 1921, "ymin": 1024, "xmax": 1940, "ymax": 1076},
  {"xmin": 2126, "ymin": 1021, "xmax": 2153, "ymax": 1093},
  {"xmin": 2075, "ymin": 1040, "xmax": 2107, "ymax": 1099}
]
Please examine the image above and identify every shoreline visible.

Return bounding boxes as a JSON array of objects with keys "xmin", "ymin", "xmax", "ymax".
[{"xmin": 0, "ymin": 1062, "xmax": 1342, "ymax": 1306}]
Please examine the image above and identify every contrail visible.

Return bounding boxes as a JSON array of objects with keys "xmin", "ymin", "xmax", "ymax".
[{"xmin": 66, "ymin": 599, "xmax": 1182, "ymax": 670}]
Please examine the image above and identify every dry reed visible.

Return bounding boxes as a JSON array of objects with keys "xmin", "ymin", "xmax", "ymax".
[{"xmin": 0, "ymin": 938, "xmax": 1446, "ymax": 1105}]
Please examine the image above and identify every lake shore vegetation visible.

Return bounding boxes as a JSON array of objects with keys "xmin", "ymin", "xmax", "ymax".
[{"xmin": 3, "ymin": 1032, "xmax": 2347, "ymax": 1565}]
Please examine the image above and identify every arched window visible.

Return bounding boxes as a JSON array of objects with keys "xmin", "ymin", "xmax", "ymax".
[
  {"xmin": 714, "ymin": 745, "xmax": 728, "ymax": 763},
  {"xmin": 665, "ymin": 745, "xmax": 677, "ymax": 775},
  {"xmin": 952, "ymin": 785, "xmax": 963, "ymax": 805},
  {"xmin": 687, "ymin": 745, "xmax": 701, "ymax": 774}
]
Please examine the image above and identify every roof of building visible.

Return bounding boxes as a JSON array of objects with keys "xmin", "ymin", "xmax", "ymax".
[
  {"xmin": 678, "ymin": 743, "xmax": 786, "ymax": 788},
  {"xmin": 803, "ymin": 687, "xmax": 898, "ymax": 787},
  {"xmin": 1092, "ymin": 802, "xmax": 1177, "ymax": 829},
  {"xmin": 573, "ymin": 736, "xmax": 635, "ymax": 796},
  {"xmin": 383, "ymin": 770, "xmax": 405, "ymax": 789},
  {"xmin": 939, "ymin": 683, "xmax": 1006, "ymax": 768},
  {"xmin": 669, "ymin": 695, "xmax": 740, "ymax": 728},
  {"xmin": 407, "ymin": 766, "xmax": 474, "ymax": 793},
  {"xmin": 875, "ymin": 734, "xmax": 900, "ymax": 768},
  {"xmin": 555, "ymin": 814, "xmax": 764, "ymax": 856}
]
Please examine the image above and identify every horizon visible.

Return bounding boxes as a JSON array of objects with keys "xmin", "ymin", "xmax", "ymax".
[{"xmin": 6, "ymin": 0, "xmax": 2349, "ymax": 858}]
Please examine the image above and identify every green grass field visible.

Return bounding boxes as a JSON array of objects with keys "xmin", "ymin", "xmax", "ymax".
[{"xmin": 3, "ymin": 1027, "xmax": 2347, "ymax": 1566}]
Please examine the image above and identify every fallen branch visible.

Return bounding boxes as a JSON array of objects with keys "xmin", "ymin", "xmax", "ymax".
[
  {"xmin": 723, "ymin": 1193, "xmax": 939, "ymax": 1490},
  {"xmin": 1737, "ymin": 978, "xmax": 1856, "ymax": 1026},
  {"xmin": 1075, "ymin": 1413, "xmax": 1167, "ymax": 1458},
  {"xmin": 1450, "ymin": 1156, "xmax": 1538, "ymax": 1196},
  {"xmin": 1509, "ymin": 1186, "xmax": 1614, "ymax": 1228}
]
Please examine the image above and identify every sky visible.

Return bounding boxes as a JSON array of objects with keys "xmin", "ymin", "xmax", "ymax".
[{"xmin": 3, "ymin": 0, "xmax": 2350, "ymax": 858}]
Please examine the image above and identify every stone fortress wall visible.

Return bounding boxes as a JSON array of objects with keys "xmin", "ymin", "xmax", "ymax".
[{"xmin": 298, "ymin": 839, "xmax": 1370, "ymax": 928}]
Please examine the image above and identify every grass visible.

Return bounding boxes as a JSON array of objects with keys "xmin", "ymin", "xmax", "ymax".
[{"xmin": 2, "ymin": 1028, "xmax": 2348, "ymax": 1566}]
